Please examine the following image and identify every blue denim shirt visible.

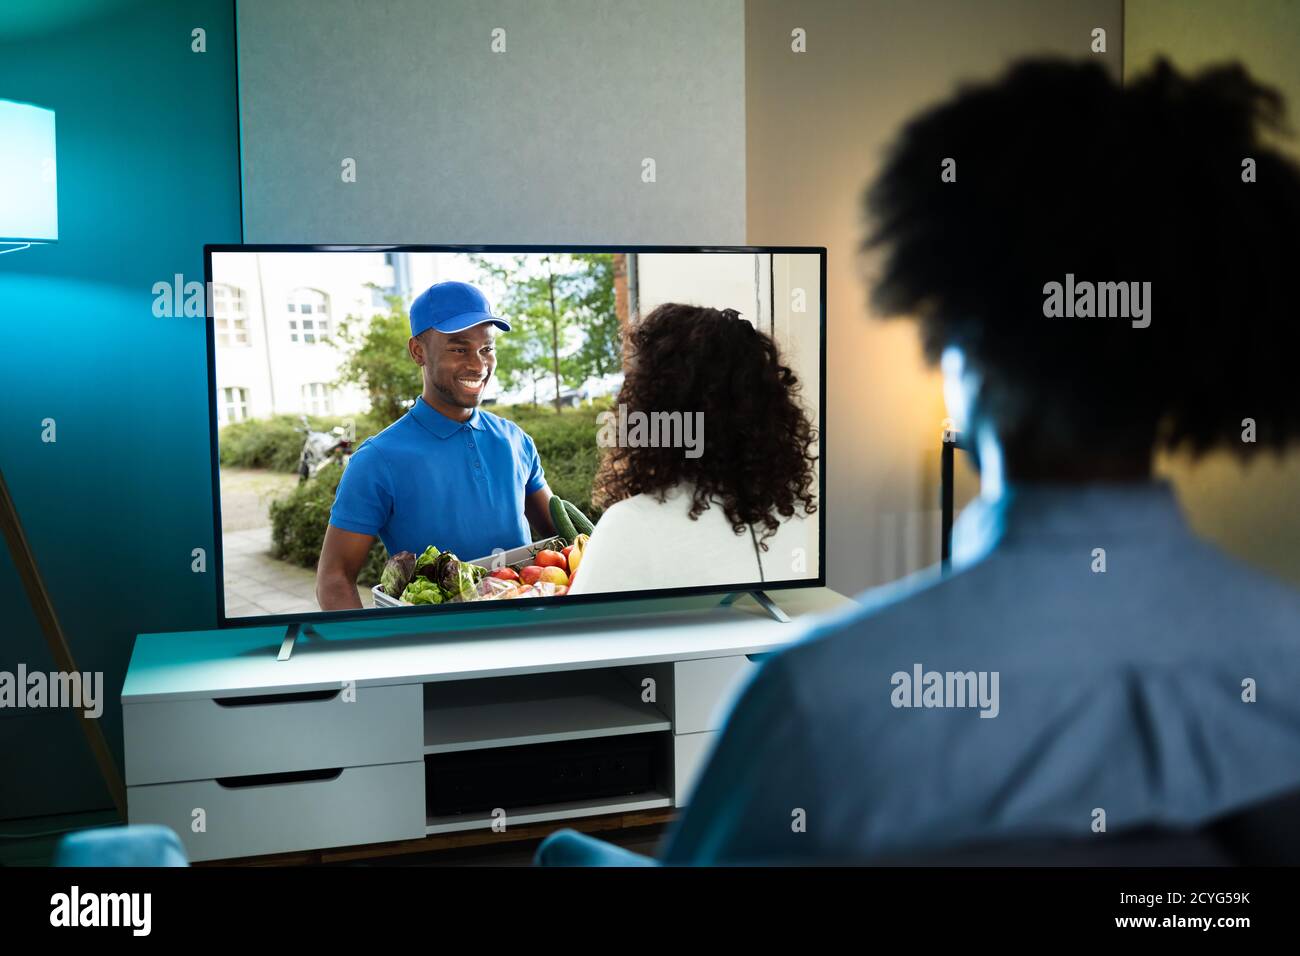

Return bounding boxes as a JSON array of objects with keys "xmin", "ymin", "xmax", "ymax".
[{"xmin": 659, "ymin": 481, "xmax": 1300, "ymax": 864}]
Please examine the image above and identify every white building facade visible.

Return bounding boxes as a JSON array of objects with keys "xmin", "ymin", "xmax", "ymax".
[
  {"xmin": 210, "ymin": 251, "xmax": 400, "ymax": 425},
  {"xmin": 209, "ymin": 251, "xmax": 530, "ymax": 425}
]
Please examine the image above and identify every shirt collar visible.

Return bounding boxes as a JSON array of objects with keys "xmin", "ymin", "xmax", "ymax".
[
  {"xmin": 952, "ymin": 479, "xmax": 1190, "ymax": 565},
  {"xmin": 410, "ymin": 396, "xmax": 485, "ymax": 439}
]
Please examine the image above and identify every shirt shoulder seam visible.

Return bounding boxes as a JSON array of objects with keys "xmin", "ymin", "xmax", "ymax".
[{"xmin": 353, "ymin": 426, "xmax": 398, "ymax": 494}]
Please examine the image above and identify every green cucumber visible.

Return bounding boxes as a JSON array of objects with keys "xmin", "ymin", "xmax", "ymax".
[
  {"xmin": 565, "ymin": 500, "xmax": 595, "ymax": 537},
  {"xmin": 550, "ymin": 495, "xmax": 577, "ymax": 544}
]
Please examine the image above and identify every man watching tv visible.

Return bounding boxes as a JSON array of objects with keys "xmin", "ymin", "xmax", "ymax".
[
  {"xmin": 316, "ymin": 281, "xmax": 556, "ymax": 610},
  {"xmin": 538, "ymin": 57, "xmax": 1300, "ymax": 866}
]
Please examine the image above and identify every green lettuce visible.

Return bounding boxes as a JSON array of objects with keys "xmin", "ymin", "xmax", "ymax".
[
  {"xmin": 401, "ymin": 578, "xmax": 443, "ymax": 605},
  {"xmin": 380, "ymin": 551, "xmax": 417, "ymax": 597}
]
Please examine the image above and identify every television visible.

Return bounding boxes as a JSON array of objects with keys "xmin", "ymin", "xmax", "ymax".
[{"xmin": 206, "ymin": 245, "xmax": 825, "ymax": 628}]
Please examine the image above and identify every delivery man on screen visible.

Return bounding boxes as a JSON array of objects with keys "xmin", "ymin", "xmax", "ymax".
[{"xmin": 316, "ymin": 281, "xmax": 556, "ymax": 610}]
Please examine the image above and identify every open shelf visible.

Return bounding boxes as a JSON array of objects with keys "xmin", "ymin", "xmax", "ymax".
[
  {"xmin": 423, "ymin": 669, "xmax": 670, "ymax": 754},
  {"xmin": 425, "ymin": 790, "xmax": 673, "ymax": 835}
]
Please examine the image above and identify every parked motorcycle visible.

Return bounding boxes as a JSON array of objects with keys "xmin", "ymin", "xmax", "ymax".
[{"xmin": 296, "ymin": 415, "xmax": 352, "ymax": 482}]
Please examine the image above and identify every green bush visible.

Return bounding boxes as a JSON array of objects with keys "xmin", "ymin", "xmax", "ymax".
[
  {"xmin": 490, "ymin": 400, "xmax": 610, "ymax": 524},
  {"xmin": 221, "ymin": 414, "xmax": 385, "ymax": 474},
  {"xmin": 268, "ymin": 462, "xmax": 387, "ymax": 586}
]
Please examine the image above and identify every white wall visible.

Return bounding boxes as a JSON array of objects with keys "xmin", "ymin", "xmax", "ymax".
[
  {"xmin": 637, "ymin": 252, "xmax": 765, "ymax": 323},
  {"xmin": 770, "ymin": 252, "xmax": 823, "ymax": 579},
  {"xmin": 745, "ymin": 0, "xmax": 1125, "ymax": 597}
]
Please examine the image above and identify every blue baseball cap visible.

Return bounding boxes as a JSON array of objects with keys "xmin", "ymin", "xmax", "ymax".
[{"xmin": 409, "ymin": 281, "xmax": 512, "ymax": 337}]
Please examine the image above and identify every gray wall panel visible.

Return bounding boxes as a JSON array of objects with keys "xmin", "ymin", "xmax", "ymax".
[{"xmin": 237, "ymin": 0, "xmax": 746, "ymax": 244}]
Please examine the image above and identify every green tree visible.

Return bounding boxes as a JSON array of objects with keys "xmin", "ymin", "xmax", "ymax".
[
  {"xmin": 333, "ymin": 292, "xmax": 419, "ymax": 425},
  {"xmin": 470, "ymin": 254, "xmax": 620, "ymax": 412},
  {"xmin": 488, "ymin": 304, "xmax": 552, "ymax": 405},
  {"xmin": 561, "ymin": 252, "xmax": 620, "ymax": 382}
]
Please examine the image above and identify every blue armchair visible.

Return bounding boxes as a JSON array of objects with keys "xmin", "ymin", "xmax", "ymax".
[
  {"xmin": 55, "ymin": 824, "xmax": 189, "ymax": 867},
  {"xmin": 534, "ymin": 828, "xmax": 658, "ymax": 866}
]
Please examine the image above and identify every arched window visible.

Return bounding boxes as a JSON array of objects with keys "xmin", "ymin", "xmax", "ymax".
[
  {"xmin": 287, "ymin": 288, "xmax": 330, "ymax": 344},
  {"xmin": 213, "ymin": 283, "xmax": 250, "ymax": 347}
]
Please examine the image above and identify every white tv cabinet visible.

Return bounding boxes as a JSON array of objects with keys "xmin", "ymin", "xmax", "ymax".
[{"xmin": 122, "ymin": 587, "xmax": 853, "ymax": 862}]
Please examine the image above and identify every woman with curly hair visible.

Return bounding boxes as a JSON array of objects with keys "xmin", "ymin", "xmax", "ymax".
[{"xmin": 567, "ymin": 302, "xmax": 819, "ymax": 596}]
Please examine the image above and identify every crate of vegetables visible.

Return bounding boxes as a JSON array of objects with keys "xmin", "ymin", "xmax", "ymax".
[
  {"xmin": 466, "ymin": 534, "xmax": 585, "ymax": 591},
  {"xmin": 371, "ymin": 533, "xmax": 586, "ymax": 608},
  {"xmin": 467, "ymin": 535, "xmax": 567, "ymax": 572},
  {"xmin": 372, "ymin": 546, "xmax": 476, "ymax": 608}
]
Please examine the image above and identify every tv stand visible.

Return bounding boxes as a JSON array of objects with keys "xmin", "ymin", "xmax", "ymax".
[
  {"xmin": 277, "ymin": 621, "xmax": 324, "ymax": 662},
  {"xmin": 123, "ymin": 587, "xmax": 850, "ymax": 862},
  {"xmin": 717, "ymin": 589, "xmax": 791, "ymax": 623}
]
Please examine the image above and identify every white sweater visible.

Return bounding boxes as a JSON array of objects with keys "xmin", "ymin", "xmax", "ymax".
[{"xmin": 567, "ymin": 483, "xmax": 817, "ymax": 596}]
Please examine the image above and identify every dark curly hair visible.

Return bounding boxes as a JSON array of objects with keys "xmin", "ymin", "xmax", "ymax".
[
  {"xmin": 591, "ymin": 303, "xmax": 819, "ymax": 548},
  {"xmin": 863, "ymin": 57, "xmax": 1300, "ymax": 472}
]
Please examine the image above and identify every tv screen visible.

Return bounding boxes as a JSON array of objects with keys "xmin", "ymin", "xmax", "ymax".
[{"xmin": 206, "ymin": 245, "xmax": 824, "ymax": 625}]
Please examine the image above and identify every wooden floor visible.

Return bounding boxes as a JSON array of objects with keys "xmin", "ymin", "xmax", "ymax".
[
  {"xmin": 0, "ymin": 809, "xmax": 122, "ymax": 867},
  {"xmin": 365, "ymin": 821, "xmax": 668, "ymax": 866},
  {"xmin": 0, "ymin": 807, "xmax": 674, "ymax": 867},
  {"xmin": 218, "ymin": 807, "xmax": 676, "ymax": 866}
]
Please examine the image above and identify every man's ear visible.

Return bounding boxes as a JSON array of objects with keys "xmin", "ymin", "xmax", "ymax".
[
  {"xmin": 941, "ymin": 345, "xmax": 975, "ymax": 436},
  {"xmin": 408, "ymin": 334, "xmax": 425, "ymax": 366}
]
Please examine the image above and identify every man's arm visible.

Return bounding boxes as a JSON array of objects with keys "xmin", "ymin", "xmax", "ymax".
[
  {"xmin": 524, "ymin": 484, "xmax": 557, "ymax": 538},
  {"xmin": 316, "ymin": 525, "xmax": 377, "ymax": 610}
]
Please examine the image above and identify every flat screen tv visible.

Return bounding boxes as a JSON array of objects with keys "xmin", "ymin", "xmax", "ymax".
[{"xmin": 206, "ymin": 245, "xmax": 825, "ymax": 627}]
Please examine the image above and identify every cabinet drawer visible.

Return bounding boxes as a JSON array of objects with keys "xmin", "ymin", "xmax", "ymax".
[
  {"xmin": 127, "ymin": 761, "xmax": 426, "ymax": 862},
  {"xmin": 673, "ymin": 731, "xmax": 719, "ymax": 806},
  {"xmin": 123, "ymin": 683, "xmax": 422, "ymax": 785},
  {"xmin": 672, "ymin": 655, "xmax": 757, "ymax": 734}
]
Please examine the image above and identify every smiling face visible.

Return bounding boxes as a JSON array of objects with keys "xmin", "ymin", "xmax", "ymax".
[{"xmin": 411, "ymin": 323, "xmax": 497, "ymax": 413}]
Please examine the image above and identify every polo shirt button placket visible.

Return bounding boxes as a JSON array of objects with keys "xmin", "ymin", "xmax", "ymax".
[{"xmin": 467, "ymin": 431, "xmax": 483, "ymax": 476}]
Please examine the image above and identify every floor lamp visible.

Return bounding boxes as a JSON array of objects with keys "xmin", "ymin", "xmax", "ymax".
[{"xmin": 1, "ymin": 98, "xmax": 127, "ymax": 821}]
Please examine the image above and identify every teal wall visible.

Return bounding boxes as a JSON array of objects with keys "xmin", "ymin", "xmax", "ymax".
[{"xmin": 0, "ymin": 0, "xmax": 241, "ymax": 819}]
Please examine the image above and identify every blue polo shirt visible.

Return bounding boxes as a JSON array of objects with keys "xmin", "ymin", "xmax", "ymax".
[{"xmin": 329, "ymin": 397, "xmax": 546, "ymax": 561}]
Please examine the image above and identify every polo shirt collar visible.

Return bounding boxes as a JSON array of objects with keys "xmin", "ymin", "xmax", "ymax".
[{"xmin": 410, "ymin": 396, "xmax": 485, "ymax": 438}]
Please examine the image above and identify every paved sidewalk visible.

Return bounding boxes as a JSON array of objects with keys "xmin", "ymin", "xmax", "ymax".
[{"xmin": 223, "ymin": 526, "xmax": 373, "ymax": 618}]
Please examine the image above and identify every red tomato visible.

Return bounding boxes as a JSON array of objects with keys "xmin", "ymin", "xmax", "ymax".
[
  {"xmin": 562, "ymin": 545, "xmax": 576, "ymax": 571},
  {"xmin": 535, "ymin": 550, "xmax": 567, "ymax": 569},
  {"xmin": 489, "ymin": 567, "xmax": 520, "ymax": 582}
]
